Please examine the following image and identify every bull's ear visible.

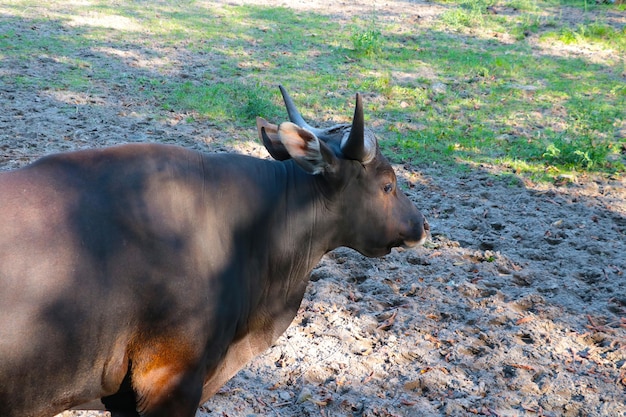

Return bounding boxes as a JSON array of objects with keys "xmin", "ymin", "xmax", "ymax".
[
  {"xmin": 257, "ymin": 117, "xmax": 291, "ymax": 161},
  {"xmin": 278, "ymin": 122, "xmax": 337, "ymax": 175}
]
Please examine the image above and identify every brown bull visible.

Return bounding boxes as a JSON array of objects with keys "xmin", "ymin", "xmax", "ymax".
[{"xmin": 0, "ymin": 87, "xmax": 428, "ymax": 417}]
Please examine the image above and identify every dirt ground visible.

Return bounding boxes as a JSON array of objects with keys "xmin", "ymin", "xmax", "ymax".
[{"xmin": 1, "ymin": 1, "xmax": 625, "ymax": 416}]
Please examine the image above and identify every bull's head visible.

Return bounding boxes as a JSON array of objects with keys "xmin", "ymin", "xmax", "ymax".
[{"xmin": 257, "ymin": 86, "xmax": 429, "ymax": 257}]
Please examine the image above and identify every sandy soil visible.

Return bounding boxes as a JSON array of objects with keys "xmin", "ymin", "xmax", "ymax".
[{"xmin": 1, "ymin": 1, "xmax": 624, "ymax": 416}]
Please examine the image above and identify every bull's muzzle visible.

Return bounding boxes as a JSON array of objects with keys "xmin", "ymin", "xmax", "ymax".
[{"xmin": 403, "ymin": 216, "xmax": 430, "ymax": 248}]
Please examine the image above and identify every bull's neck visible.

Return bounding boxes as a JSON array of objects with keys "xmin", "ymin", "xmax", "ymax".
[
  {"xmin": 270, "ymin": 160, "xmax": 330, "ymax": 279},
  {"xmin": 258, "ymin": 160, "xmax": 334, "ymax": 337}
]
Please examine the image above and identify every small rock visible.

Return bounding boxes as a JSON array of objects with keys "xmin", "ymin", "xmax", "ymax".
[
  {"xmin": 431, "ymin": 82, "xmax": 447, "ymax": 94},
  {"xmin": 512, "ymin": 273, "xmax": 534, "ymax": 286}
]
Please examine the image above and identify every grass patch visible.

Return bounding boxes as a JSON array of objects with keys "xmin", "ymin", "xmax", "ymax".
[
  {"xmin": 351, "ymin": 27, "xmax": 383, "ymax": 57},
  {"xmin": 440, "ymin": 0, "xmax": 496, "ymax": 29},
  {"xmin": 166, "ymin": 81, "xmax": 281, "ymax": 124},
  {"xmin": 541, "ymin": 20, "xmax": 626, "ymax": 52},
  {"xmin": 0, "ymin": 0, "xmax": 624, "ymax": 179}
]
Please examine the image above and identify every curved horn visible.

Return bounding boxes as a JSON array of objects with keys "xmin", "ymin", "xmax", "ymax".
[
  {"xmin": 279, "ymin": 85, "xmax": 325, "ymax": 137},
  {"xmin": 340, "ymin": 93, "xmax": 367, "ymax": 161}
]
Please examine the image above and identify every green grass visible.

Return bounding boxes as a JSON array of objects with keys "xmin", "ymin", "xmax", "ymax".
[
  {"xmin": 541, "ymin": 20, "xmax": 626, "ymax": 50},
  {"xmin": 0, "ymin": 0, "xmax": 624, "ymax": 180},
  {"xmin": 165, "ymin": 81, "xmax": 281, "ymax": 125}
]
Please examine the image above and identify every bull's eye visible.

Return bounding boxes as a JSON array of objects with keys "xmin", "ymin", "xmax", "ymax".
[{"xmin": 383, "ymin": 183, "xmax": 393, "ymax": 194}]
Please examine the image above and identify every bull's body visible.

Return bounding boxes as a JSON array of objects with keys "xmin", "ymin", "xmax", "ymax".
[{"xmin": 0, "ymin": 88, "xmax": 427, "ymax": 417}]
